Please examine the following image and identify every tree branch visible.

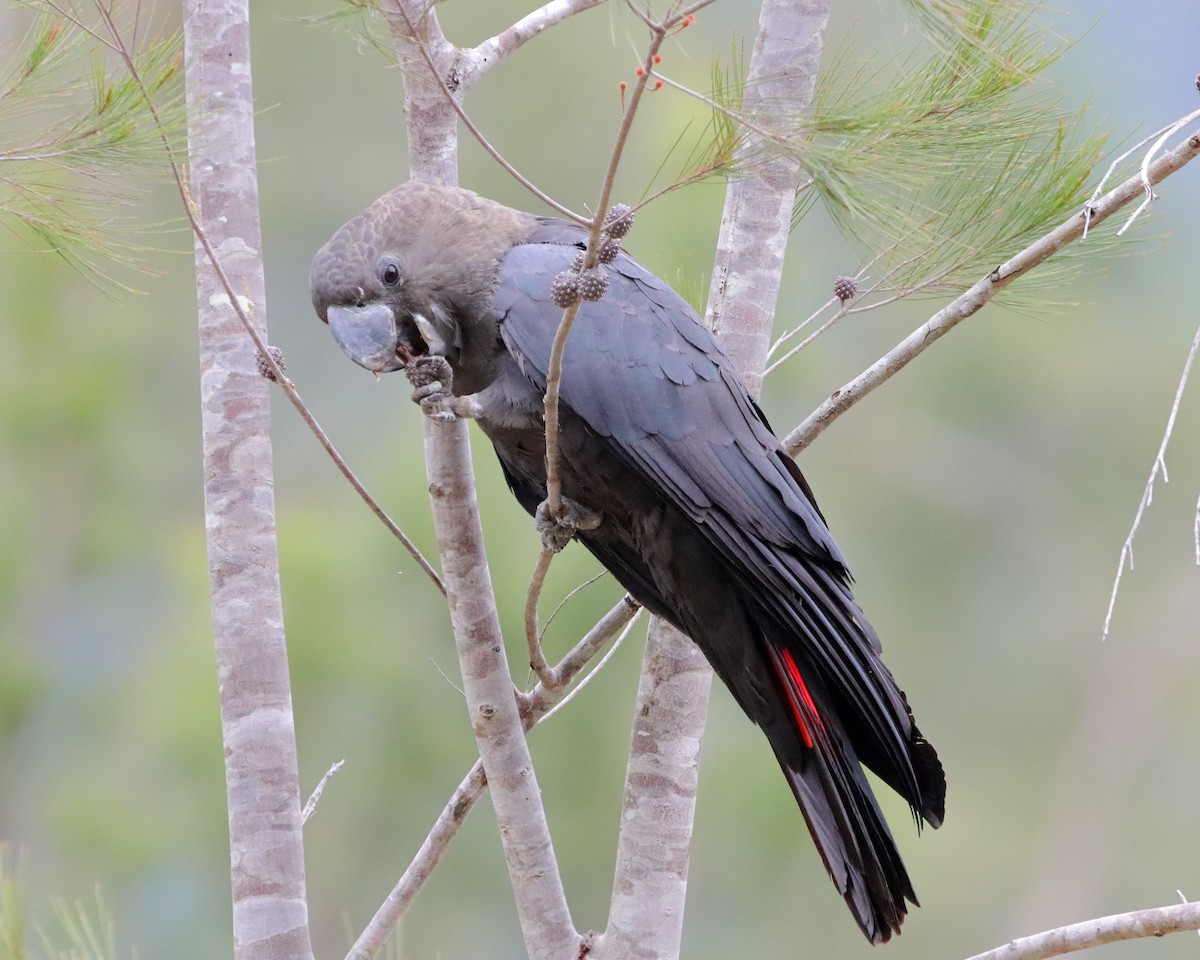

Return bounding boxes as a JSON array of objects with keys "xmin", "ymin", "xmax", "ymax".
[
  {"xmin": 963, "ymin": 899, "xmax": 1200, "ymax": 960},
  {"xmin": 785, "ymin": 123, "xmax": 1200, "ymax": 455},
  {"xmin": 384, "ymin": 1, "xmax": 584, "ymax": 220},
  {"xmin": 462, "ymin": 0, "xmax": 610, "ymax": 86},
  {"xmin": 387, "ymin": 4, "xmax": 577, "ymax": 957},
  {"xmin": 347, "ymin": 597, "xmax": 639, "ymax": 960}
]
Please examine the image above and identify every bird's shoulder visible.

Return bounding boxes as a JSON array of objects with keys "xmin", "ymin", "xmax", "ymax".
[{"xmin": 489, "ymin": 220, "xmax": 845, "ymax": 566}]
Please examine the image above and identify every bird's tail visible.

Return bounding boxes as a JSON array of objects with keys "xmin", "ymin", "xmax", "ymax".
[{"xmin": 761, "ymin": 642, "xmax": 939, "ymax": 943}]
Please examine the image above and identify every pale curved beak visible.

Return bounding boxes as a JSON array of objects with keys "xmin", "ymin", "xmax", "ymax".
[{"xmin": 327, "ymin": 302, "xmax": 405, "ymax": 373}]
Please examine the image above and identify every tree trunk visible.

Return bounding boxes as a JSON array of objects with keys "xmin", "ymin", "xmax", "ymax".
[{"xmin": 184, "ymin": 3, "xmax": 313, "ymax": 958}]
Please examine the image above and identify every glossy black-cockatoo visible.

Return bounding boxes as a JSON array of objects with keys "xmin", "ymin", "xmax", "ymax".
[{"xmin": 310, "ymin": 180, "xmax": 944, "ymax": 943}]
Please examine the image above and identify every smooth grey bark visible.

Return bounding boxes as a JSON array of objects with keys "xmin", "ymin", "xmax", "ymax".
[
  {"xmin": 383, "ymin": 4, "xmax": 578, "ymax": 958},
  {"xmin": 602, "ymin": 2, "xmax": 831, "ymax": 956},
  {"xmin": 183, "ymin": 3, "xmax": 313, "ymax": 958},
  {"xmin": 706, "ymin": 0, "xmax": 831, "ymax": 386},
  {"xmin": 601, "ymin": 619, "xmax": 713, "ymax": 960}
]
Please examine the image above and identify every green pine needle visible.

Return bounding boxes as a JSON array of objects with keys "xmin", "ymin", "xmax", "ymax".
[
  {"xmin": 792, "ymin": 0, "xmax": 1116, "ymax": 306},
  {"xmin": 0, "ymin": 5, "xmax": 183, "ymax": 289}
]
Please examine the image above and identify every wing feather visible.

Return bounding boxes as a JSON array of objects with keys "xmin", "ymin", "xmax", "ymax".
[{"xmin": 490, "ymin": 236, "xmax": 934, "ymax": 816}]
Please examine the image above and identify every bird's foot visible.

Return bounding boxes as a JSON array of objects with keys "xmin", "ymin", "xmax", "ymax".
[
  {"xmin": 406, "ymin": 355, "xmax": 477, "ymax": 421},
  {"xmin": 536, "ymin": 497, "xmax": 602, "ymax": 553}
]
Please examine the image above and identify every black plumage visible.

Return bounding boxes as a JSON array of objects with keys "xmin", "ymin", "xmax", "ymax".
[{"xmin": 311, "ymin": 181, "xmax": 944, "ymax": 942}]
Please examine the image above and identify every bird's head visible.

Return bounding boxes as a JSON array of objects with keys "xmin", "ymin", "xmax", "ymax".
[{"xmin": 311, "ymin": 181, "xmax": 535, "ymax": 375}]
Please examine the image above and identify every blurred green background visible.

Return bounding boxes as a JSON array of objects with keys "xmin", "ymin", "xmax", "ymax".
[{"xmin": 2, "ymin": 2, "xmax": 1200, "ymax": 958}]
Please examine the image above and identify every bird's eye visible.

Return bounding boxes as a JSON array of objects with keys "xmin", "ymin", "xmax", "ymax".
[{"xmin": 377, "ymin": 255, "xmax": 403, "ymax": 288}]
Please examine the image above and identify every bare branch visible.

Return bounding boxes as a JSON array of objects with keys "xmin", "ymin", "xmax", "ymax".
[
  {"xmin": 383, "ymin": 1, "xmax": 584, "ymax": 220},
  {"xmin": 463, "ymin": 0, "xmax": 610, "ymax": 84},
  {"xmin": 529, "ymin": 596, "xmax": 641, "ymax": 711},
  {"xmin": 420, "ymin": 416, "xmax": 578, "ymax": 957},
  {"xmin": 1102, "ymin": 309, "xmax": 1200, "ymax": 638},
  {"xmin": 541, "ymin": 298, "xmax": 585, "ymax": 519},
  {"xmin": 599, "ymin": 619, "xmax": 714, "ymax": 960},
  {"xmin": 1113, "ymin": 108, "xmax": 1200, "ymax": 236},
  {"xmin": 535, "ymin": 606, "xmax": 641, "ymax": 722},
  {"xmin": 72, "ymin": 0, "xmax": 446, "ymax": 597},
  {"xmin": 345, "ymin": 761, "xmax": 488, "ymax": 960},
  {"xmin": 785, "ymin": 122, "xmax": 1200, "ymax": 455},
  {"xmin": 1194, "ymin": 493, "xmax": 1200, "ymax": 566},
  {"xmin": 349, "ymin": 597, "xmax": 639, "ymax": 960},
  {"xmin": 301, "ymin": 759, "xmax": 345, "ymax": 825},
  {"xmin": 962, "ymin": 899, "xmax": 1200, "ymax": 960},
  {"xmin": 388, "ymin": 4, "xmax": 577, "ymax": 955}
]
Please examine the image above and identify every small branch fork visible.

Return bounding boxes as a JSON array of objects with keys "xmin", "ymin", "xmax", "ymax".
[
  {"xmin": 346, "ymin": 598, "xmax": 641, "ymax": 960},
  {"xmin": 784, "ymin": 117, "xmax": 1200, "ymax": 455},
  {"xmin": 384, "ymin": 1, "xmax": 587, "ymax": 222},
  {"xmin": 1082, "ymin": 106, "xmax": 1200, "ymax": 238},
  {"xmin": 1101, "ymin": 308, "xmax": 1200, "ymax": 638}
]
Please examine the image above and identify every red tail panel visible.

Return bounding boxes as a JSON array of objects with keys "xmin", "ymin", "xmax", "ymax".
[{"xmin": 774, "ymin": 646, "xmax": 825, "ymax": 750}]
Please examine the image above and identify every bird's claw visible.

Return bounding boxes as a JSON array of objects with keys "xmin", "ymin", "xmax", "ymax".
[
  {"xmin": 536, "ymin": 497, "xmax": 602, "ymax": 553},
  {"xmin": 407, "ymin": 355, "xmax": 457, "ymax": 421}
]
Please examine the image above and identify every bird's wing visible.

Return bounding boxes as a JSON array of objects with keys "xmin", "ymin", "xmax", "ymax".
[{"xmin": 490, "ymin": 233, "xmax": 934, "ymax": 814}]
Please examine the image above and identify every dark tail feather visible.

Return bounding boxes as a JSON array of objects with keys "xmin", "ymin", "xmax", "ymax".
[
  {"xmin": 778, "ymin": 743, "xmax": 916, "ymax": 942},
  {"xmin": 764, "ymin": 644, "xmax": 924, "ymax": 943}
]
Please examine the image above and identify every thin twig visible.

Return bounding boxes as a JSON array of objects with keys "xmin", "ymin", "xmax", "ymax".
[
  {"xmin": 764, "ymin": 302, "xmax": 850, "ymax": 376},
  {"xmin": 86, "ymin": 1, "xmax": 446, "ymax": 596},
  {"xmin": 540, "ymin": 302, "xmax": 582, "ymax": 520},
  {"xmin": 524, "ymin": 548, "xmax": 562, "ymax": 688},
  {"xmin": 1116, "ymin": 107, "xmax": 1200, "ymax": 236},
  {"xmin": 538, "ymin": 609, "xmax": 639, "ymax": 722},
  {"xmin": 1194, "ymin": 493, "xmax": 1200, "ymax": 566},
  {"xmin": 785, "ymin": 120, "xmax": 1200, "ymax": 455},
  {"xmin": 384, "ymin": 1, "xmax": 585, "ymax": 222},
  {"xmin": 532, "ymin": 6, "xmax": 693, "ymax": 640},
  {"xmin": 539, "ymin": 570, "xmax": 608, "ymax": 636},
  {"xmin": 542, "ymin": 2, "xmax": 710, "ymax": 518},
  {"xmin": 301, "ymin": 759, "xmax": 345, "ymax": 825},
  {"xmin": 1082, "ymin": 123, "xmax": 1176, "ymax": 239},
  {"xmin": 1102, "ymin": 310, "xmax": 1200, "ymax": 638},
  {"xmin": 961, "ymin": 898, "xmax": 1200, "ymax": 960},
  {"xmin": 523, "ymin": 595, "xmax": 641, "ymax": 718}
]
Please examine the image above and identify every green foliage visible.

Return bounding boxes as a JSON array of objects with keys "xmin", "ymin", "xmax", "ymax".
[
  {"xmin": 0, "ymin": 5, "xmax": 183, "ymax": 288},
  {"xmin": 0, "ymin": 848, "xmax": 120, "ymax": 960},
  {"xmin": 798, "ymin": 0, "xmax": 1113, "ymax": 302},
  {"xmin": 641, "ymin": 50, "xmax": 749, "ymax": 207}
]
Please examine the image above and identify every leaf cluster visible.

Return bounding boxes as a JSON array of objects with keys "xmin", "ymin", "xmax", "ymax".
[
  {"xmin": 0, "ymin": 4, "xmax": 183, "ymax": 287},
  {"xmin": 796, "ymin": 0, "xmax": 1113, "ymax": 304}
]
